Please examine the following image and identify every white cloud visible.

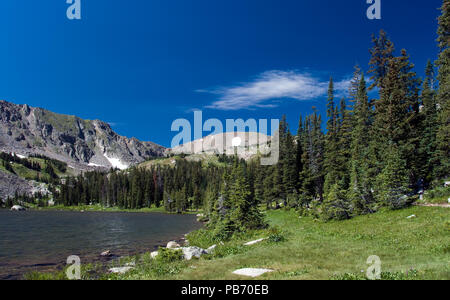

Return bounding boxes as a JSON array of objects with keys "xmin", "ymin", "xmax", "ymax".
[{"xmin": 200, "ymin": 70, "xmax": 351, "ymax": 111}]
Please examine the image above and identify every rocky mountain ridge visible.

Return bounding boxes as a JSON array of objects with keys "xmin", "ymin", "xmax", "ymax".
[{"xmin": 0, "ymin": 100, "xmax": 166, "ymax": 172}]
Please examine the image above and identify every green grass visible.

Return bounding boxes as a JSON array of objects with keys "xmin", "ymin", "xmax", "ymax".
[
  {"xmin": 167, "ymin": 207, "xmax": 449, "ymax": 280},
  {"xmin": 26, "ymin": 206, "xmax": 450, "ymax": 280},
  {"xmin": 0, "ymin": 156, "xmax": 74, "ymax": 182}
]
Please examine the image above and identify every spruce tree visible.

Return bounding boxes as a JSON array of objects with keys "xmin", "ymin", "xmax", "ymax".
[
  {"xmin": 323, "ymin": 78, "xmax": 339, "ymax": 195},
  {"xmin": 254, "ymin": 161, "xmax": 265, "ymax": 205},
  {"xmin": 296, "ymin": 115, "xmax": 304, "ymax": 191},
  {"xmin": 420, "ymin": 60, "xmax": 438, "ymax": 185},
  {"xmin": 375, "ymin": 143, "xmax": 410, "ymax": 209},
  {"xmin": 215, "ymin": 161, "xmax": 266, "ymax": 234},
  {"xmin": 349, "ymin": 65, "xmax": 362, "ymax": 103},
  {"xmin": 298, "ymin": 117, "xmax": 315, "ymax": 208},
  {"xmin": 349, "ymin": 74, "xmax": 376, "ymax": 214},
  {"xmin": 337, "ymin": 97, "xmax": 352, "ymax": 188},
  {"xmin": 372, "ymin": 52, "xmax": 421, "ymax": 190},
  {"xmin": 263, "ymin": 167, "xmax": 275, "ymax": 209},
  {"xmin": 368, "ymin": 30, "xmax": 395, "ymax": 90},
  {"xmin": 277, "ymin": 115, "xmax": 288, "ymax": 203},
  {"xmin": 397, "ymin": 49, "xmax": 422, "ymax": 188},
  {"xmin": 283, "ymin": 130, "xmax": 298, "ymax": 207},
  {"xmin": 311, "ymin": 112, "xmax": 325, "ymax": 202},
  {"xmin": 321, "ymin": 183, "xmax": 351, "ymax": 220},
  {"xmin": 435, "ymin": 0, "xmax": 450, "ymax": 180}
]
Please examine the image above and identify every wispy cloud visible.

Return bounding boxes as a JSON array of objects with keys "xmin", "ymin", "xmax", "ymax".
[{"xmin": 199, "ymin": 70, "xmax": 351, "ymax": 111}]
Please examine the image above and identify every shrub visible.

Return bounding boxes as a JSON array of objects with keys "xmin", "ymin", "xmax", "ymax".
[
  {"xmin": 186, "ymin": 229, "xmax": 218, "ymax": 249},
  {"xmin": 426, "ymin": 185, "xmax": 450, "ymax": 199},
  {"xmin": 267, "ymin": 227, "xmax": 286, "ymax": 243},
  {"xmin": 156, "ymin": 247, "xmax": 183, "ymax": 263}
]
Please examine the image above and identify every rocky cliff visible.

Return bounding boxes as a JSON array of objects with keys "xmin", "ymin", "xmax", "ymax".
[{"xmin": 0, "ymin": 100, "xmax": 166, "ymax": 171}]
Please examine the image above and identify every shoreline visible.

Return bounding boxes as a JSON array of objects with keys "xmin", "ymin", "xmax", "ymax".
[
  {"xmin": 0, "ymin": 209, "xmax": 203, "ymax": 280},
  {"xmin": 3, "ymin": 230, "xmax": 196, "ymax": 280},
  {"xmin": 18, "ymin": 230, "xmax": 193, "ymax": 280},
  {"xmin": 6, "ymin": 204, "xmax": 202, "ymax": 215}
]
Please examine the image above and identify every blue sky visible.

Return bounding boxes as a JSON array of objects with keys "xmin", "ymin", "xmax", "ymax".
[{"xmin": 0, "ymin": 0, "xmax": 443, "ymax": 147}]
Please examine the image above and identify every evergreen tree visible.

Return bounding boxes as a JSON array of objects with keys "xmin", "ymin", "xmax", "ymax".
[
  {"xmin": 368, "ymin": 29, "xmax": 395, "ymax": 90},
  {"xmin": 254, "ymin": 162, "xmax": 265, "ymax": 205},
  {"xmin": 375, "ymin": 143, "xmax": 410, "ymax": 209},
  {"xmin": 227, "ymin": 161, "xmax": 265, "ymax": 231},
  {"xmin": 295, "ymin": 115, "xmax": 304, "ymax": 191},
  {"xmin": 263, "ymin": 166, "xmax": 275, "ymax": 209},
  {"xmin": 397, "ymin": 49, "xmax": 422, "ymax": 188},
  {"xmin": 348, "ymin": 74, "xmax": 376, "ymax": 214},
  {"xmin": 311, "ymin": 112, "xmax": 325, "ymax": 202},
  {"xmin": 420, "ymin": 60, "xmax": 438, "ymax": 184},
  {"xmin": 371, "ymin": 51, "xmax": 421, "ymax": 191},
  {"xmin": 336, "ymin": 97, "xmax": 352, "ymax": 188},
  {"xmin": 283, "ymin": 130, "xmax": 298, "ymax": 207},
  {"xmin": 323, "ymin": 78, "xmax": 339, "ymax": 195},
  {"xmin": 277, "ymin": 115, "xmax": 288, "ymax": 203},
  {"xmin": 321, "ymin": 183, "xmax": 351, "ymax": 220},
  {"xmin": 435, "ymin": 0, "xmax": 450, "ymax": 179},
  {"xmin": 349, "ymin": 65, "xmax": 362, "ymax": 103},
  {"xmin": 298, "ymin": 116, "xmax": 315, "ymax": 208}
]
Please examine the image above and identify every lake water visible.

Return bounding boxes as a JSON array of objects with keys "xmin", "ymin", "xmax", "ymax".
[{"xmin": 0, "ymin": 210, "xmax": 202, "ymax": 279}]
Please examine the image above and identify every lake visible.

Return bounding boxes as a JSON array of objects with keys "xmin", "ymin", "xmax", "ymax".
[{"xmin": 0, "ymin": 210, "xmax": 202, "ymax": 279}]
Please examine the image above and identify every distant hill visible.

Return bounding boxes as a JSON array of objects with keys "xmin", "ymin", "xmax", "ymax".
[{"xmin": 168, "ymin": 131, "xmax": 272, "ymax": 161}]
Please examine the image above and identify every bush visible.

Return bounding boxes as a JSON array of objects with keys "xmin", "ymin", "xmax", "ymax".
[
  {"xmin": 267, "ymin": 227, "xmax": 286, "ymax": 243},
  {"xmin": 426, "ymin": 185, "xmax": 450, "ymax": 199},
  {"xmin": 211, "ymin": 220, "xmax": 236, "ymax": 241},
  {"xmin": 156, "ymin": 247, "xmax": 183, "ymax": 263},
  {"xmin": 186, "ymin": 229, "xmax": 218, "ymax": 249}
]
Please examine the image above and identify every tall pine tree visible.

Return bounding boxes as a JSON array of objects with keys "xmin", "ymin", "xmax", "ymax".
[{"xmin": 435, "ymin": 0, "xmax": 450, "ymax": 180}]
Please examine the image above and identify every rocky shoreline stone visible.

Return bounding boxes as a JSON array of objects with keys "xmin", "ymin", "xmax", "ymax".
[{"xmin": 10, "ymin": 205, "xmax": 26, "ymax": 211}]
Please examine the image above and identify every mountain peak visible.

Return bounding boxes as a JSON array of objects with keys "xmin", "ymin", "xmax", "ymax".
[{"xmin": 0, "ymin": 100, "xmax": 165, "ymax": 171}]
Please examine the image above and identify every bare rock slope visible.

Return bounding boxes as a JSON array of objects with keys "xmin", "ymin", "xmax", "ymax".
[{"xmin": 0, "ymin": 100, "xmax": 165, "ymax": 171}]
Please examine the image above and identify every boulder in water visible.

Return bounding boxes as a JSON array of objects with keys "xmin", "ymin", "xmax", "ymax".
[
  {"xmin": 10, "ymin": 205, "xmax": 25, "ymax": 211},
  {"xmin": 166, "ymin": 241, "xmax": 181, "ymax": 249},
  {"xmin": 100, "ymin": 250, "xmax": 111, "ymax": 257}
]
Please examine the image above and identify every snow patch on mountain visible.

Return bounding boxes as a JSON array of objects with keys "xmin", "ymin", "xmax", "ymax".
[
  {"xmin": 12, "ymin": 153, "xmax": 27, "ymax": 159},
  {"xmin": 88, "ymin": 162, "xmax": 106, "ymax": 168},
  {"xmin": 104, "ymin": 153, "xmax": 129, "ymax": 170}
]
